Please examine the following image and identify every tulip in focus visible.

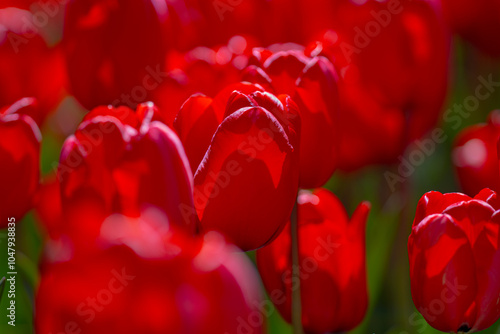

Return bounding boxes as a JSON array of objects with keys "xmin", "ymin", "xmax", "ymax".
[
  {"xmin": 408, "ymin": 189, "xmax": 500, "ymax": 333},
  {"xmin": 175, "ymin": 83, "xmax": 300, "ymax": 250},
  {"xmin": 0, "ymin": 98, "xmax": 41, "ymax": 226},
  {"xmin": 244, "ymin": 46, "xmax": 339, "ymax": 188},
  {"xmin": 257, "ymin": 188, "xmax": 370, "ymax": 333}
]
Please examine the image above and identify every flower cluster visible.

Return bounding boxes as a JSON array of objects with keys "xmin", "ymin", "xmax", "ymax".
[{"xmin": 2, "ymin": 0, "xmax": 500, "ymax": 333}]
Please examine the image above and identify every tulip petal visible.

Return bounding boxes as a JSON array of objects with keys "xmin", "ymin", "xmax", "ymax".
[
  {"xmin": 293, "ymin": 56, "xmax": 339, "ymax": 188},
  {"xmin": 264, "ymin": 51, "xmax": 309, "ymax": 95},
  {"xmin": 175, "ymin": 94, "xmax": 219, "ymax": 173},
  {"xmin": 475, "ymin": 188, "xmax": 500, "ymax": 211},
  {"xmin": 194, "ymin": 106, "xmax": 297, "ymax": 250},
  {"xmin": 409, "ymin": 214, "xmax": 477, "ymax": 332},
  {"xmin": 443, "ymin": 199, "xmax": 495, "ymax": 245},
  {"xmin": 413, "ymin": 191, "xmax": 471, "ymax": 227},
  {"xmin": 0, "ymin": 111, "xmax": 40, "ymax": 224},
  {"xmin": 469, "ymin": 211, "xmax": 500, "ymax": 331}
]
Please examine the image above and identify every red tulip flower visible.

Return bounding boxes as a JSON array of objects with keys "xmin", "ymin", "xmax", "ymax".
[
  {"xmin": 58, "ymin": 102, "xmax": 196, "ymax": 244},
  {"xmin": 0, "ymin": 98, "xmax": 41, "ymax": 227},
  {"xmin": 63, "ymin": 0, "xmax": 167, "ymax": 110},
  {"xmin": 0, "ymin": 7, "xmax": 65, "ymax": 125},
  {"xmin": 175, "ymin": 83, "xmax": 300, "ymax": 251},
  {"xmin": 441, "ymin": 0, "xmax": 500, "ymax": 57},
  {"xmin": 36, "ymin": 210, "xmax": 265, "ymax": 334},
  {"xmin": 409, "ymin": 189, "xmax": 500, "ymax": 333},
  {"xmin": 452, "ymin": 110, "xmax": 500, "ymax": 196},
  {"xmin": 243, "ymin": 46, "xmax": 339, "ymax": 188},
  {"xmin": 256, "ymin": 189, "xmax": 370, "ymax": 333},
  {"xmin": 308, "ymin": 0, "xmax": 449, "ymax": 171}
]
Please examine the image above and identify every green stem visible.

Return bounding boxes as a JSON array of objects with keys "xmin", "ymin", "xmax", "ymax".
[
  {"xmin": 0, "ymin": 277, "xmax": 5, "ymax": 304},
  {"xmin": 291, "ymin": 203, "xmax": 304, "ymax": 334}
]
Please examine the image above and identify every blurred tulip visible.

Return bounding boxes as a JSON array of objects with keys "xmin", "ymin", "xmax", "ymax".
[
  {"xmin": 36, "ymin": 209, "xmax": 266, "ymax": 334},
  {"xmin": 308, "ymin": 0, "xmax": 449, "ymax": 171},
  {"xmin": 57, "ymin": 102, "xmax": 196, "ymax": 244},
  {"xmin": 244, "ymin": 46, "xmax": 339, "ymax": 188},
  {"xmin": 0, "ymin": 7, "xmax": 66, "ymax": 125},
  {"xmin": 152, "ymin": 35, "xmax": 255, "ymax": 126},
  {"xmin": 256, "ymin": 189, "xmax": 370, "ymax": 333},
  {"xmin": 409, "ymin": 189, "xmax": 500, "ymax": 333},
  {"xmin": 162, "ymin": 0, "xmax": 294, "ymax": 51},
  {"xmin": 441, "ymin": 0, "xmax": 500, "ymax": 57},
  {"xmin": 63, "ymin": 0, "xmax": 167, "ymax": 110},
  {"xmin": 0, "ymin": 98, "xmax": 41, "ymax": 226},
  {"xmin": 175, "ymin": 83, "xmax": 300, "ymax": 250},
  {"xmin": 452, "ymin": 110, "xmax": 500, "ymax": 196}
]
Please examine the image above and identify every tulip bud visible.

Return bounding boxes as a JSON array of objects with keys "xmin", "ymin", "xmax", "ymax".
[
  {"xmin": 175, "ymin": 83, "xmax": 300, "ymax": 251},
  {"xmin": 257, "ymin": 188, "xmax": 370, "ymax": 333},
  {"xmin": 58, "ymin": 102, "xmax": 196, "ymax": 246},
  {"xmin": 244, "ymin": 47, "xmax": 339, "ymax": 188},
  {"xmin": 409, "ymin": 189, "xmax": 500, "ymax": 333}
]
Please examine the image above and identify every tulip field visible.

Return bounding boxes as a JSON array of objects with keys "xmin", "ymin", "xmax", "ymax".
[{"xmin": 1, "ymin": 0, "xmax": 500, "ymax": 334}]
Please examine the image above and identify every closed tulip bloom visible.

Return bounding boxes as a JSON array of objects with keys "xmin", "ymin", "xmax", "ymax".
[
  {"xmin": 58, "ymin": 102, "xmax": 196, "ymax": 244},
  {"xmin": 452, "ymin": 110, "xmax": 500, "ymax": 196},
  {"xmin": 63, "ymin": 0, "xmax": 167, "ymax": 110},
  {"xmin": 243, "ymin": 47, "xmax": 339, "ymax": 188},
  {"xmin": 309, "ymin": 0, "xmax": 449, "ymax": 171},
  {"xmin": 256, "ymin": 189, "xmax": 370, "ymax": 333},
  {"xmin": 408, "ymin": 189, "xmax": 500, "ymax": 333},
  {"xmin": 0, "ymin": 98, "xmax": 41, "ymax": 226},
  {"xmin": 0, "ymin": 7, "xmax": 65, "ymax": 125},
  {"xmin": 175, "ymin": 83, "xmax": 300, "ymax": 251},
  {"xmin": 36, "ymin": 210, "xmax": 265, "ymax": 334}
]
